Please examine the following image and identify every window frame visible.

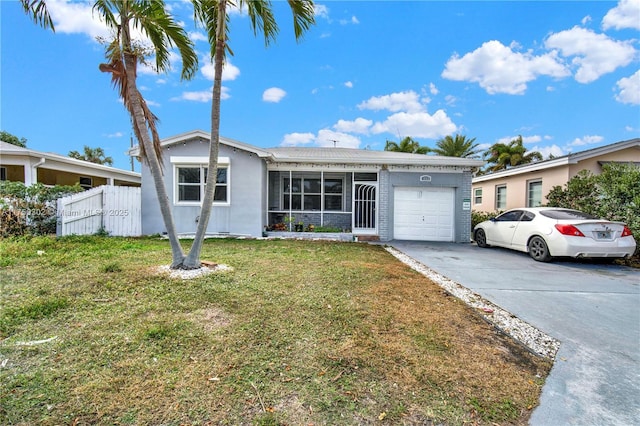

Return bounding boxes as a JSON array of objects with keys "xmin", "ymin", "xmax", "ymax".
[
  {"xmin": 281, "ymin": 174, "xmax": 345, "ymax": 212},
  {"xmin": 527, "ymin": 179, "xmax": 543, "ymax": 207},
  {"xmin": 495, "ymin": 184, "xmax": 507, "ymax": 210},
  {"xmin": 473, "ymin": 187, "xmax": 482, "ymax": 205},
  {"xmin": 172, "ymin": 157, "xmax": 230, "ymax": 206},
  {"xmin": 79, "ymin": 176, "xmax": 92, "ymax": 190},
  {"xmin": 0, "ymin": 167, "xmax": 6, "ymax": 181}
]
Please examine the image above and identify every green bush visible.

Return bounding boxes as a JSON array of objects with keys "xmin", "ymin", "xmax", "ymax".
[
  {"xmin": 471, "ymin": 210, "xmax": 499, "ymax": 230},
  {"xmin": 546, "ymin": 163, "xmax": 640, "ymax": 254},
  {"xmin": 0, "ymin": 182, "xmax": 82, "ymax": 237}
]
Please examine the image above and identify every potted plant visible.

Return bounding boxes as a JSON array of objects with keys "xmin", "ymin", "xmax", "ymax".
[{"xmin": 295, "ymin": 221, "xmax": 304, "ymax": 232}]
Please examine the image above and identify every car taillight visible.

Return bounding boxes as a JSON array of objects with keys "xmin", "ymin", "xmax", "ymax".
[
  {"xmin": 622, "ymin": 226, "xmax": 633, "ymax": 237},
  {"xmin": 555, "ymin": 224, "xmax": 585, "ymax": 237}
]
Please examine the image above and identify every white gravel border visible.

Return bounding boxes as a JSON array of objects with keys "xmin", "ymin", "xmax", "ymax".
[
  {"xmin": 157, "ymin": 264, "xmax": 233, "ymax": 280},
  {"xmin": 385, "ymin": 246, "xmax": 560, "ymax": 360}
]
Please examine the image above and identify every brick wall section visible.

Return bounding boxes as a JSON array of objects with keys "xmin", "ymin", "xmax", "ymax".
[
  {"xmin": 461, "ymin": 170, "xmax": 473, "ymax": 242},
  {"xmin": 378, "ymin": 169, "xmax": 390, "ymax": 241}
]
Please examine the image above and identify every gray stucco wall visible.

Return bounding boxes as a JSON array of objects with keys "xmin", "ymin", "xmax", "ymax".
[
  {"xmin": 140, "ymin": 142, "xmax": 266, "ymax": 237},
  {"xmin": 379, "ymin": 169, "xmax": 473, "ymax": 243}
]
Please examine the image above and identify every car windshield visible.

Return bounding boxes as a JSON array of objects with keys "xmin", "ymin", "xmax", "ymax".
[{"xmin": 540, "ymin": 209, "xmax": 600, "ymax": 220}]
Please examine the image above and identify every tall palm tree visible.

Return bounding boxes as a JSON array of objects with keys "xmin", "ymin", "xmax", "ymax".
[
  {"xmin": 68, "ymin": 146, "xmax": 114, "ymax": 166},
  {"xmin": 183, "ymin": 0, "xmax": 315, "ymax": 268},
  {"xmin": 431, "ymin": 134, "xmax": 480, "ymax": 158},
  {"xmin": 483, "ymin": 135, "xmax": 543, "ymax": 172},
  {"xmin": 21, "ymin": 0, "xmax": 198, "ymax": 268},
  {"xmin": 384, "ymin": 136, "xmax": 429, "ymax": 154}
]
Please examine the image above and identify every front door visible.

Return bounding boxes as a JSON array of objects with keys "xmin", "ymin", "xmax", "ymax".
[{"xmin": 353, "ymin": 183, "xmax": 377, "ymax": 234}]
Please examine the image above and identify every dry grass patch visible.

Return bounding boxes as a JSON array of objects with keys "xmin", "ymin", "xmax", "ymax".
[{"xmin": 0, "ymin": 236, "xmax": 551, "ymax": 425}]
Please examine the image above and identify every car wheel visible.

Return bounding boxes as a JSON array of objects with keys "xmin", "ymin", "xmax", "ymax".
[
  {"xmin": 475, "ymin": 229, "xmax": 489, "ymax": 248},
  {"xmin": 528, "ymin": 236, "xmax": 552, "ymax": 262}
]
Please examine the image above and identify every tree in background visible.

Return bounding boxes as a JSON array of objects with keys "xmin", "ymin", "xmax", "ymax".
[
  {"xmin": 384, "ymin": 136, "xmax": 429, "ymax": 154},
  {"xmin": 0, "ymin": 131, "xmax": 27, "ymax": 148},
  {"xmin": 431, "ymin": 134, "xmax": 480, "ymax": 158},
  {"xmin": 483, "ymin": 135, "xmax": 542, "ymax": 172},
  {"xmin": 21, "ymin": 0, "xmax": 199, "ymax": 269},
  {"xmin": 68, "ymin": 145, "xmax": 114, "ymax": 166},
  {"xmin": 183, "ymin": 0, "xmax": 315, "ymax": 268},
  {"xmin": 546, "ymin": 163, "xmax": 640, "ymax": 251}
]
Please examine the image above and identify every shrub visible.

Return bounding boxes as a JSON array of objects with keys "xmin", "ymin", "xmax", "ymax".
[
  {"xmin": 0, "ymin": 182, "xmax": 82, "ymax": 237},
  {"xmin": 471, "ymin": 210, "xmax": 498, "ymax": 230}
]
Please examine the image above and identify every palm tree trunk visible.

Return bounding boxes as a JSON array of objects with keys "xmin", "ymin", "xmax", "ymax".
[
  {"xmin": 121, "ymin": 15, "xmax": 185, "ymax": 268},
  {"xmin": 183, "ymin": 0, "xmax": 227, "ymax": 269}
]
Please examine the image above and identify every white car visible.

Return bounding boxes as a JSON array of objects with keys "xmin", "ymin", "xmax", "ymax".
[{"xmin": 473, "ymin": 207, "xmax": 637, "ymax": 262}]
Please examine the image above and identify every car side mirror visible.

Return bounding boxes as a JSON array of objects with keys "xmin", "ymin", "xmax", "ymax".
[{"xmin": 490, "ymin": 217, "xmax": 497, "ymax": 222}]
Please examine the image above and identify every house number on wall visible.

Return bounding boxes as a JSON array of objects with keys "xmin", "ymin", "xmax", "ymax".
[{"xmin": 420, "ymin": 175, "xmax": 432, "ymax": 182}]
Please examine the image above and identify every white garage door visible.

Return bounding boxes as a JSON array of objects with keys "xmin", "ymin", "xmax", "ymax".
[{"xmin": 394, "ymin": 187, "xmax": 455, "ymax": 241}]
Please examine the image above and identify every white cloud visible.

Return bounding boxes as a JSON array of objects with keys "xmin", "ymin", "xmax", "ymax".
[
  {"xmin": 495, "ymin": 135, "xmax": 543, "ymax": 145},
  {"xmin": 172, "ymin": 87, "xmax": 230, "ymax": 102},
  {"xmin": 429, "ymin": 83, "xmax": 439, "ymax": 95},
  {"xmin": 340, "ymin": 16, "xmax": 359, "ymax": 25},
  {"xmin": 314, "ymin": 4, "xmax": 330, "ymax": 20},
  {"xmin": 262, "ymin": 87, "xmax": 287, "ymax": 103},
  {"xmin": 188, "ymin": 31, "xmax": 208, "ymax": 43},
  {"xmin": 603, "ymin": 0, "xmax": 640, "ymax": 30},
  {"xmin": 316, "ymin": 129, "xmax": 361, "ymax": 148},
  {"xmin": 532, "ymin": 144, "xmax": 565, "ymax": 159},
  {"xmin": 358, "ymin": 90, "xmax": 424, "ymax": 113},
  {"xmin": 615, "ymin": 70, "xmax": 640, "ymax": 105},
  {"xmin": 567, "ymin": 135, "xmax": 604, "ymax": 147},
  {"xmin": 105, "ymin": 132, "xmax": 123, "ymax": 138},
  {"xmin": 344, "ymin": 81, "xmax": 354, "ymax": 88},
  {"xmin": 45, "ymin": 0, "xmax": 109, "ymax": 39},
  {"xmin": 281, "ymin": 132, "xmax": 316, "ymax": 146},
  {"xmin": 545, "ymin": 26, "xmax": 636, "ymax": 83},
  {"xmin": 280, "ymin": 130, "xmax": 361, "ymax": 148},
  {"xmin": 371, "ymin": 110, "xmax": 457, "ymax": 139},
  {"xmin": 333, "ymin": 118, "xmax": 372, "ymax": 134},
  {"xmin": 201, "ymin": 59, "xmax": 241, "ymax": 81},
  {"xmin": 442, "ymin": 40, "xmax": 569, "ymax": 95}
]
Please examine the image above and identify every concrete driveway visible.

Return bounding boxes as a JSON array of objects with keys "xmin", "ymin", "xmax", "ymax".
[{"xmin": 389, "ymin": 241, "xmax": 639, "ymax": 426}]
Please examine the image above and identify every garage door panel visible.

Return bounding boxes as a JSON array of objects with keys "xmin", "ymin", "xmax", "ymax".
[{"xmin": 394, "ymin": 187, "xmax": 455, "ymax": 242}]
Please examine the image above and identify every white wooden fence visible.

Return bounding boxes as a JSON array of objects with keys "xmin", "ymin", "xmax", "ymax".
[{"xmin": 57, "ymin": 186, "xmax": 141, "ymax": 237}]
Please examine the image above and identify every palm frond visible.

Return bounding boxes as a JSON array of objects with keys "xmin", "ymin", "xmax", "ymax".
[{"xmin": 20, "ymin": 0, "xmax": 55, "ymax": 31}]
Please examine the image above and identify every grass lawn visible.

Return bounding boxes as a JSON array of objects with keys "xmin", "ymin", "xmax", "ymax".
[{"xmin": 0, "ymin": 236, "xmax": 551, "ymax": 425}]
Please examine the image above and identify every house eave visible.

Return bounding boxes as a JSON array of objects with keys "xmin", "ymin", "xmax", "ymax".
[
  {"xmin": 1, "ymin": 142, "xmax": 141, "ymax": 182},
  {"xmin": 127, "ymin": 130, "xmax": 271, "ymax": 158}
]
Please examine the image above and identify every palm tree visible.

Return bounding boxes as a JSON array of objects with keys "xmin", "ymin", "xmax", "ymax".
[
  {"xmin": 69, "ymin": 146, "xmax": 114, "ymax": 166},
  {"xmin": 21, "ymin": 0, "xmax": 198, "ymax": 268},
  {"xmin": 384, "ymin": 136, "xmax": 429, "ymax": 154},
  {"xmin": 431, "ymin": 134, "xmax": 480, "ymax": 158},
  {"xmin": 483, "ymin": 135, "xmax": 543, "ymax": 172},
  {"xmin": 183, "ymin": 0, "xmax": 315, "ymax": 268}
]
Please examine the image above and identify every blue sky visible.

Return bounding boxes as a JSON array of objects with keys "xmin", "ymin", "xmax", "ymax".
[{"xmin": 2, "ymin": 0, "xmax": 639, "ymax": 171}]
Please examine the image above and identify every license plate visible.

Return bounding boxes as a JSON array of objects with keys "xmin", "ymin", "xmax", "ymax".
[{"xmin": 596, "ymin": 231, "xmax": 611, "ymax": 239}]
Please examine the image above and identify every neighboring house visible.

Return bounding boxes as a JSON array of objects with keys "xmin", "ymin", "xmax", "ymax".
[
  {"xmin": 0, "ymin": 141, "xmax": 141, "ymax": 188},
  {"xmin": 471, "ymin": 138, "xmax": 640, "ymax": 213},
  {"xmin": 129, "ymin": 130, "xmax": 484, "ymax": 242}
]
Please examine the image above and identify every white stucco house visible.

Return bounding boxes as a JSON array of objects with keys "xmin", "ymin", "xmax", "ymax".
[
  {"xmin": 0, "ymin": 141, "xmax": 141, "ymax": 188},
  {"xmin": 129, "ymin": 130, "xmax": 484, "ymax": 242}
]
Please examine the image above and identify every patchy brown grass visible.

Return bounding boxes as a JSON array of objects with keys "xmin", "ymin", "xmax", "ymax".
[{"xmin": 0, "ymin": 236, "xmax": 551, "ymax": 425}]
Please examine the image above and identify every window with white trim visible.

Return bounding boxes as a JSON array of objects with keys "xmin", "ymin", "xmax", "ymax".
[
  {"xmin": 527, "ymin": 180, "xmax": 542, "ymax": 207},
  {"xmin": 176, "ymin": 165, "xmax": 229, "ymax": 204},
  {"xmin": 495, "ymin": 185, "xmax": 507, "ymax": 210},
  {"xmin": 473, "ymin": 187, "xmax": 482, "ymax": 204}
]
